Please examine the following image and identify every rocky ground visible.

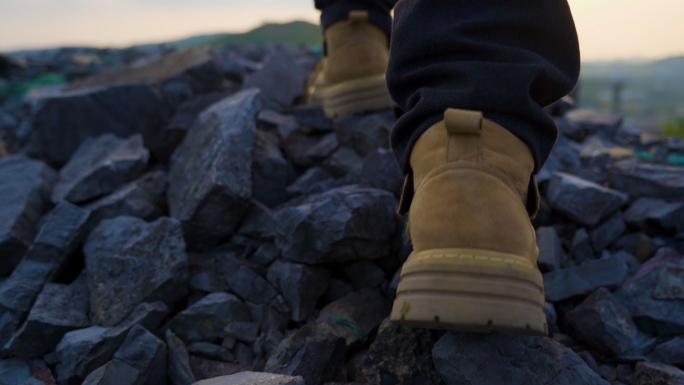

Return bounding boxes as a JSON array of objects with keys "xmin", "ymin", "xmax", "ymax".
[{"xmin": 0, "ymin": 44, "xmax": 683, "ymax": 385}]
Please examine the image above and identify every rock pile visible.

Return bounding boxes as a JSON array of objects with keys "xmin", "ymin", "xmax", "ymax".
[{"xmin": 0, "ymin": 43, "xmax": 683, "ymax": 385}]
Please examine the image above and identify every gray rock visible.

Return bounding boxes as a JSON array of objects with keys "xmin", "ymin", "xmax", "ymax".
[
  {"xmin": 0, "ymin": 156, "xmax": 56, "ymax": 275},
  {"xmin": 243, "ymin": 48, "xmax": 304, "ymax": 112},
  {"xmin": 84, "ymin": 216, "xmax": 188, "ymax": 326},
  {"xmin": 544, "ymin": 254, "xmax": 630, "ymax": 302},
  {"xmin": 246, "ymin": 303, "xmax": 289, "ymax": 334},
  {"xmin": 282, "ymin": 129, "xmax": 338, "ymax": 169},
  {"xmin": 234, "ymin": 342, "xmax": 255, "ymax": 367},
  {"xmin": 168, "ymin": 292, "xmax": 250, "ymax": 342},
  {"xmin": 238, "ymin": 203, "xmax": 278, "ymax": 241},
  {"xmin": 624, "ymin": 198, "xmax": 684, "ymax": 235},
  {"xmin": 609, "ymin": 159, "xmax": 684, "ymax": 201},
  {"xmin": 189, "ymin": 356, "xmax": 247, "ymax": 381},
  {"xmin": 356, "ymin": 318, "xmax": 441, "ymax": 385},
  {"xmin": 285, "ymin": 167, "xmax": 338, "ymax": 197},
  {"xmin": 635, "ymin": 362, "xmax": 684, "ymax": 385},
  {"xmin": 51, "ymin": 134, "xmax": 149, "ymax": 203},
  {"xmin": 227, "ymin": 263, "xmax": 279, "ymax": 305},
  {"xmin": 546, "ymin": 172, "xmax": 628, "ymax": 227},
  {"xmin": 537, "ymin": 227, "xmax": 564, "ymax": 272},
  {"xmin": 323, "ymin": 147, "xmax": 363, "ymax": 177},
  {"xmin": 265, "ymin": 323, "xmax": 346, "ymax": 385},
  {"xmin": 0, "ymin": 359, "xmax": 57, "ymax": 385},
  {"xmin": 168, "ymin": 89, "xmax": 262, "ymax": 249},
  {"xmin": 253, "ymin": 130, "xmax": 288, "ymax": 208},
  {"xmin": 267, "ymin": 260, "xmax": 330, "ymax": 322},
  {"xmin": 572, "ymin": 228, "xmax": 595, "ymax": 263},
  {"xmin": 276, "ymin": 186, "xmax": 397, "ymax": 264},
  {"xmin": 258, "ymin": 109, "xmax": 298, "ymax": 140},
  {"xmin": 567, "ymin": 288, "xmax": 656, "ymax": 357},
  {"xmin": 166, "ymin": 329, "xmax": 196, "ymax": 385},
  {"xmin": 344, "ymin": 149, "xmax": 404, "ymax": 197},
  {"xmin": 343, "ymin": 260, "xmax": 386, "ymax": 290},
  {"xmin": 225, "ymin": 322, "xmax": 260, "ymax": 343},
  {"xmin": 591, "ymin": 212, "xmax": 627, "ymax": 251},
  {"xmin": 433, "ymin": 332, "xmax": 609, "ymax": 385},
  {"xmin": 334, "ymin": 112, "xmax": 393, "ymax": 157},
  {"xmin": 614, "ymin": 232, "xmax": 657, "ymax": 262},
  {"xmin": 614, "ymin": 248, "xmax": 684, "ymax": 335},
  {"xmin": 82, "ymin": 359, "xmax": 139, "ymax": 385},
  {"xmin": 316, "ymin": 288, "xmax": 391, "ymax": 349},
  {"xmin": 249, "ymin": 243, "xmax": 280, "ymax": 266},
  {"xmin": 193, "ymin": 372, "xmax": 305, "ymax": 385},
  {"xmin": 648, "ymin": 337, "xmax": 684, "ymax": 365},
  {"xmin": 114, "ymin": 324, "xmax": 167, "ymax": 385},
  {"xmin": 653, "ymin": 264, "xmax": 684, "ymax": 300},
  {"xmin": 293, "ymin": 105, "xmax": 333, "ymax": 131},
  {"xmin": 188, "ymin": 342, "xmax": 236, "ymax": 363}
]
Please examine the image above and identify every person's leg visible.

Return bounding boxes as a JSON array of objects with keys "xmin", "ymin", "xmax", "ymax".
[{"xmin": 387, "ymin": 0, "xmax": 580, "ymax": 334}]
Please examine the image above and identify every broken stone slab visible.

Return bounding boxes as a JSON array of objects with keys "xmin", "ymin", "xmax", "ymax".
[
  {"xmin": 653, "ymin": 264, "xmax": 684, "ymax": 300},
  {"xmin": 356, "ymin": 318, "xmax": 442, "ymax": 385},
  {"xmin": 0, "ymin": 359, "xmax": 57, "ymax": 385},
  {"xmin": 543, "ymin": 254, "xmax": 630, "ymax": 302},
  {"xmin": 282, "ymin": 129, "xmax": 338, "ymax": 169},
  {"xmin": 566, "ymin": 288, "xmax": 656, "ymax": 358},
  {"xmin": 166, "ymin": 329, "xmax": 197, "ymax": 385},
  {"xmin": 537, "ymin": 227, "xmax": 564, "ymax": 272},
  {"xmin": 323, "ymin": 147, "xmax": 363, "ymax": 178},
  {"xmin": 614, "ymin": 248, "xmax": 684, "ymax": 336},
  {"xmin": 276, "ymin": 186, "xmax": 397, "ymax": 264},
  {"xmin": 249, "ymin": 242, "xmax": 280, "ymax": 266},
  {"xmin": 614, "ymin": 232, "xmax": 657, "ymax": 262},
  {"xmin": 188, "ymin": 342, "xmax": 236, "ymax": 363},
  {"xmin": 285, "ymin": 166, "xmax": 339, "ymax": 198},
  {"xmin": 609, "ymin": 159, "xmax": 684, "ymax": 201},
  {"xmin": 343, "ymin": 261, "xmax": 386, "ymax": 290},
  {"xmin": 84, "ymin": 216, "xmax": 188, "ymax": 326},
  {"xmin": 265, "ymin": 323, "xmax": 346, "ymax": 385},
  {"xmin": 225, "ymin": 262, "xmax": 279, "ymax": 305},
  {"xmin": 190, "ymin": 356, "xmax": 248, "ymax": 381},
  {"xmin": 635, "ymin": 362, "xmax": 684, "ymax": 385},
  {"xmin": 624, "ymin": 198, "xmax": 684, "ymax": 235},
  {"xmin": 546, "ymin": 172, "xmax": 628, "ymax": 227},
  {"xmin": 293, "ymin": 105, "xmax": 333, "ymax": 132},
  {"xmin": 591, "ymin": 212, "xmax": 627, "ymax": 251},
  {"xmin": 246, "ymin": 303, "xmax": 289, "ymax": 334},
  {"xmin": 648, "ymin": 337, "xmax": 684, "ymax": 366},
  {"xmin": 267, "ymin": 260, "xmax": 330, "ymax": 322},
  {"xmin": 168, "ymin": 89, "xmax": 262, "ymax": 249},
  {"xmin": 243, "ymin": 48, "xmax": 304, "ymax": 113},
  {"xmin": 238, "ymin": 202, "xmax": 278, "ymax": 241},
  {"xmin": 113, "ymin": 324, "xmax": 167, "ymax": 385},
  {"xmin": 572, "ymin": 228, "xmax": 596, "ymax": 263},
  {"xmin": 82, "ymin": 359, "xmax": 139, "ymax": 385},
  {"xmin": 167, "ymin": 292, "xmax": 251, "ymax": 343},
  {"xmin": 316, "ymin": 288, "xmax": 391, "ymax": 349},
  {"xmin": 252, "ymin": 130, "xmax": 288, "ymax": 208},
  {"xmin": 334, "ymin": 112, "xmax": 394, "ymax": 157},
  {"xmin": 51, "ymin": 134, "xmax": 149, "ymax": 203},
  {"xmin": 343, "ymin": 149, "xmax": 404, "ymax": 198},
  {"xmin": 0, "ymin": 156, "xmax": 57, "ymax": 276},
  {"xmin": 224, "ymin": 322, "xmax": 260, "ymax": 344},
  {"xmin": 432, "ymin": 332, "xmax": 609, "ymax": 385},
  {"xmin": 193, "ymin": 372, "xmax": 305, "ymax": 385}
]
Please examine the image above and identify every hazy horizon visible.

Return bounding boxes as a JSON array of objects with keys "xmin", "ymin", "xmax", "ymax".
[{"xmin": 1, "ymin": 0, "xmax": 683, "ymax": 62}]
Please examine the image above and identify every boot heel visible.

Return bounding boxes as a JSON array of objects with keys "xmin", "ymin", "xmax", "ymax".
[
  {"xmin": 390, "ymin": 248, "xmax": 548, "ymax": 335},
  {"xmin": 321, "ymin": 74, "xmax": 395, "ymax": 118}
]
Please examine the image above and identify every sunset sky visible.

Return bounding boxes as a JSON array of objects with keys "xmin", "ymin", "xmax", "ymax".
[{"xmin": 0, "ymin": 0, "xmax": 682, "ymax": 62}]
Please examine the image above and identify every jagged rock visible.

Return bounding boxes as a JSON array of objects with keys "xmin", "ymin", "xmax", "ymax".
[
  {"xmin": 0, "ymin": 359, "xmax": 57, "ymax": 385},
  {"xmin": 249, "ymin": 242, "xmax": 280, "ymax": 266},
  {"xmin": 193, "ymin": 372, "xmax": 305, "ymax": 385},
  {"xmin": 258, "ymin": 109, "xmax": 298, "ymax": 139},
  {"xmin": 265, "ymin": 323, "xmax": 346, "ymax": 385},
  {"xmin": 614, "ymin": 233, "xmax": 657, "ymax": 262},
  {"xmin": 344, "ymin": 149, "xmax": 403, "ymax": 197},
  {"xmin": 323, "ymin": 147, "xmax": 363, "ymax": 177},
  {"xmin": 567, "ymin": 288, "xmax": 656, "ymax": 357},
  {"xmin": 609, "ymin": 159, "xmax": 684, "ymax": 201},
  {"xmin": 285, "ymin": 167, "xmax": 338, "ymax": 197},
  {"xmin": 572, "ymin": 228, "xmax": 595, "ymax": 263},
  {"xmin": 356, "ymin": 318, "xmax": 441, "ymax": 385},
  {"xmin": 243, "ymin": 48, "xmax": 304, "ymax": 112},
  {"xmin": 433, "ymin": 332, "xmax": 609, "ymax": 385},
  {"xmin": 246, "ymin": 303, "xmax": 289, "ymax": 334},
  {"xmin": 226, "ymin": 262, "xmax": 279, "ymax": 305},
  {"xmin": 238, "ymin": 203, "xmax": 278, "ymax": 240},
  {"xmin": 51, "ymin": 134, "xmax": 149, "ymax": 203},
  {"xmin": 293, "ymin": 105, "xmax": 333, "ymax": 132},
  {"xmin": 224, "ymin": 322, "xmax": 260, "ymax": 343},
  {"xmin": 591, "ymin": 212, "xmax": 627, "ymax": 251},
  {"xmin": 648, "ymin": 337, "xmax": 684, "ymax": 366},
  {"xmin": 253, "ymin": 130, "xmax": 288, "ymax": 208},
  {"xmin": 615, "ymin": 248, "xmax": 684, "ymax": 335},
  {"xmin": 544, "ymin": 254, "xmax": 629, "ymax": 302},
  {"xmin": 635, "ymin": 362, "xmax": 684, "ymax": 385},
  {"xmin": 624, "ymin": 198, "xmax": 684, "ymax": 234},
  {"xmin": 546, "ymin": 172, "xmax": 628, "ymax": 227},
  {"xmin": 334, "ymin": 112, "xmax": 393, "ymax": 157},
  {"xmin": 267, "ymin": 260, "xmax": 330, "ymax": 322},
  {"xmin": 653, "ymin": 264, "xmax": 684, "ymax": 300},
  {"xmin": 0, "ymin": 202, "xmax": 90, "ymax": 346},
  {"xmin": 235, "ymin": 342, "xmax": 255, "ymax": 367},
  {"xmin": 168, "ymin": 292, "xmax": 250, "ymax": 342},
  {"xmin": 3, "ymin": 279, "xmax": 89, "ymax": 358},
  {"xmin": 317, "ymin": 288, "xmax": 391, "ymax": 349},
  {"xmin": 282, "ymin": 129, "xmax": 338, "ymax": 168},
  {"xmin": 343, "ymin": 261, "xmax": 386, "ymax": 290},
  {"xmin": 168, "ymin": 89, "xmax": 262, "ymax": 248},
  {"xmin": 31, "ymin": 47, "xmax": 222, "ymax": 164},
  {"xmin": 537, "ymin": 227, "xmax": 564, "ymax": 272},
  {"xmin": 85, "ymin": 170, "xmax": 167, "ymax": 226},
  {"xmin": 82, "ymin": 360, "xmax": 139, "ymax": 385},
  {"xmin": 188, "ymin": 342, "xmax": 236, "ymax": 362},
  {"xmin": 0, "ymin": 156, "xmax": 56, "ymax": 275},
  {"xmin": 166, "ymin": 330, "xmax": 197, "ymax": 385},
  {"xmin": 113, "ymin": 324, "xmax": 167, "ymax": 385},
  {"xmin": 190, "ymin": 356, "xmax": 247, "ymax": 381},
  {"xmin": 275, "ymin": 186, "xmax": 397, "ymax": 264}
]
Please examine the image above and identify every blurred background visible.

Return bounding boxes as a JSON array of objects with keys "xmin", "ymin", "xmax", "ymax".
[{"xmin": 1, "ymin": 0, "xmax": 683, "ymax": 136}]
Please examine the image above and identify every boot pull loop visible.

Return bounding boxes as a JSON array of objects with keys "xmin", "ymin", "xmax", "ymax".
[
  {"xmin": 443, "ymin": 108, "xmax": 483, "ymax": 163},
  {"xmin": 349, "ymin": 11, "xmax": 369, "ymax": 24}
]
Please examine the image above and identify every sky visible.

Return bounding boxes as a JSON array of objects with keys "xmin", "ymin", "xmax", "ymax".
[{"xmin": 0, "ymin": 0, "xmax": 682, "ymax": 62}]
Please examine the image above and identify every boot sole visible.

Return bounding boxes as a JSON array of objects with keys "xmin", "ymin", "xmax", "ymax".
[
  {"xmin": 390, "ymin": 248, "xmax": 548, "ymax": 336},
  {"xmin": 318, "ymin": 74, "xmax": 395, "ymax": 118}
]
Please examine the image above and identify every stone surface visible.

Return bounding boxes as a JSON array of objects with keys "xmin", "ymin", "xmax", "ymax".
[
  {"xmin": 0, "ymin": 359, "xmax": 57, "ymax": 385},
  {"xmin": 293, "ymin": 105, "xmax": 333, "ymax": 132},
  {"xmin": 344, "ymin": 149, "xmax": 404, "ymax": 197},
  {"xmin": 113, "ymin": 324, "xmax": 167, "ymax": 385},
  {"xmin": 343, "ymin": 260, "xmax": 386, "ymax": 290},
  {"xmin": 624, "ymin": 198, "xmax": 684, "ymax": 235},
  {"xmin": 267, "ymin": 260, "xmax": 330, "ymax": 322},
  {"xmin": 546, "ymin": 172, "xmax": 628, "ymax": 227},
  {"xmin": 334, "ymin": 112, "xmax": 393, "ymax": 157},
  {"xmin": 81, "ymin": 359, "xmax": 138, "ymax": 385},
  {"xmin": 432, "ymin": 332, "xmax": 609, "ymax": 385},
  {"xmin": 253, "ymin": 130, "xmax": 288, "ymax": 208},
  {"xmin": 224, "ymin": 322, "xmax": 260, "ymax": 343},
  {"xmin": 635, "ymin": 362, "xmax": 684, "ymax": 385},
  {"xmin": 0, "ymin": 156, "xmax": 57, "ymax": 275},
  {"xmin": 238, "ymin": 203, "xmax": 278, "ymax": 241},
  {"xmin": 243, "ymin": 48, "xmax": 304, "ymax": 113},
  {"xmin": 166, "ymin": 329, "xmax": 196, "ymax": 385},
  {"xmin": 193, "ymin": 372, "xmax": 305, "ymax": 385},
  {"xmin": 275, "ymin": 186, "xmax": 397, "ymax": 264},
  {"xmin": 544, "ymin": 254, "xmax": 630, "ymax": 302},
  {"xmin": 168, "ymin": 89, "xmax": 262, "ymax": 248},
  {"xmin": 190, "ymin": 356, "xmax": 248, "ymax": 381},
  {"xmin": 168, "ymin": 292, "xmax": 250, "ymax": 342},
  {"xmin": 648, "ymin": 337, "xmax": 684, "ymax": 366},
  {"xmin": 51, "ymin": 134, "xmax": 149, "ymax": 203},
  {"xmin": 84, "ymin": 216, "xmax": 188, "ymax": 326},
  {"xmin": 188, "ymin": 342, "xmax": 236, "ymax": 362},
  {"xmin": 566, "ymin": 288, "xmax": 656, "ymax": 357},
  {"xmin": 572, "ymin": 228, "xmax": 595, "ymax": 263},
  {"xmin": 609, "ymin": 159, "xmax": 684, "ymax": 201},
  {"xmin": 653, "ymin": 264, "xmax": 684, "ymax": 300},
  {"xmin": 591, "ymin": 212, "xmax": 627, "ymax": 251},
  {"xmin": 537, "ymin": 226, "xmax": 564, "ymax": 272}
]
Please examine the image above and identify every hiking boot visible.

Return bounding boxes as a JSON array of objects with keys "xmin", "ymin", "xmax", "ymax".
[
  {"xmin": 305, "ymin": 11, "xmax": 395, "ymax": 118},
  {"xmin": 390, "ymin": 108, "xmax": 547, "ymax": 335}
]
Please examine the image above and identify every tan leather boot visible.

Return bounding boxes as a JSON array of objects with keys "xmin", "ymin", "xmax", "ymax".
[
  {"xmin": 305, "ymin": 11, "xmax": 395, "ymax": 117},
  {"xmin": 389, "ymin": 108, "xmax": 547, "ymax": 335}
]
